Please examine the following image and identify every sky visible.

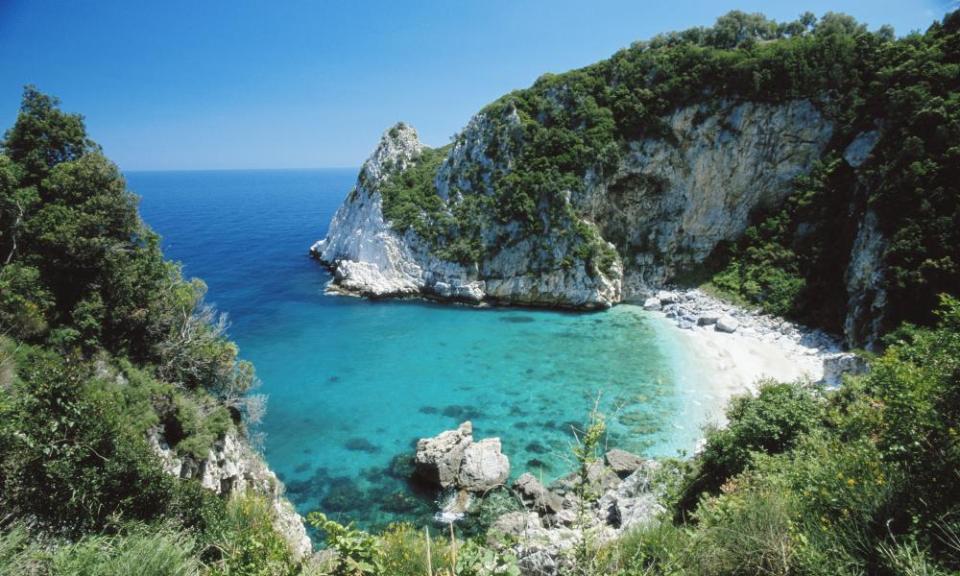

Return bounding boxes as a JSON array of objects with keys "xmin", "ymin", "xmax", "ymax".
[{"xmin": 0, "ymin": 1, "xmax": 955, "ymax": 171}]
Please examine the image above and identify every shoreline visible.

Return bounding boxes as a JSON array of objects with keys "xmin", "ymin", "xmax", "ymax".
[
  {"xmin": 320, "ymin": 264, "xmax": 853, "ymax": 398},
  {"xmin": 641, "ymin": 289, "xmax": 845, "ymax": 425}
]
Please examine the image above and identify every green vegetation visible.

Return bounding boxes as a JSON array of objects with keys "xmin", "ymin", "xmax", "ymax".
[
  {"xmin": 579, "ymin": 294, "xmax": 960, "ymax": 575},
  {"xmin": 0, "ymin": 88, "xmax": 308, "ymax": 573},
  {"xmin": 2, "ymin": 8, "xmax": 959, "ymax": 575},
  {"xmin": 707, "ymin": 9, "xmax": 960, "ymax": 332},
  {"xmin": 308, "ymin": 512, "xmax": 520, "ymax": 576},
  {"xmin": 377, "ymin": 10, "xmax": 959, "ymax": 336}
]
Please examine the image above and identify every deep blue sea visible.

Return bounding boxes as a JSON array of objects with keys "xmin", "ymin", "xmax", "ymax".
[{"xmin": 128, "ymin": 169, "xmax": 718, "ymax": 529}]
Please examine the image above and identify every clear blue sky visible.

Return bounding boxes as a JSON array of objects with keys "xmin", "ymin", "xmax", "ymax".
[{"xmin": 0, "ymin": 1, "xmax": 955, "ymax": 170}]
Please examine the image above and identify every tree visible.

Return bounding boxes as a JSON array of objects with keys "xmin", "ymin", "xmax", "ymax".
[{"xmin": 2, "ymin": 86, "xmax": 94, "ymax": 187}]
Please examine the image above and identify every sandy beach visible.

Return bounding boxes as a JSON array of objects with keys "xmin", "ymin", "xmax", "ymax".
[{"xmin": 641, "ymin": 289, "xmax": 843, "ymax": 431}]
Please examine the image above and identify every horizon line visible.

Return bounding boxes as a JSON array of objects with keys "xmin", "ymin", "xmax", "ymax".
[{"xmin": 122, "ymin": 165, "xmax": 361, "ymax": 173}]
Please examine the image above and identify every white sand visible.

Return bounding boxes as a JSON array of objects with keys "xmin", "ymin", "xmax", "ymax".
[
  {"xmin": 640, "ymin": 294, "xmax": 836, "ymax": 435},
  {"xmin": 674, "ymin": 323, "xmax": 825, "ymax": 402}
]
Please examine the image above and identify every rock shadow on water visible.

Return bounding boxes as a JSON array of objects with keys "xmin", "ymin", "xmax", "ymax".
[
  {"xmin": 525, "ymin": 441, "xmax": 549, "ymax": 454},
  {"xmin": 499, "ymin": 315, "xmax": 535, "ymax": 324},
  {"xmin": 441, "ymin": 404, "xmax": 484, "ymax": 420},
  {"xmin": 321, "ymin": 476, "xmax": 366, "ymax": 513},
  {"xmin": 285, "ymin": 465, "xmax": 331, "ymax": 502},
  {"xmin": 526, "ymin": 458, "xmax": 551, "ymax": 472},
  {"xmin": 344, "ymin": 437, "xmax": 381, "ymax": 454},
  {"xmin": 508, "ymin": 404, "xmax": 527, "ymax": 417}
]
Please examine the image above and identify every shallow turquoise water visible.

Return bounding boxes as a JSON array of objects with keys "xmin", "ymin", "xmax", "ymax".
[{"xmin": 129, "ymin": 169, "xmax": 715, "ymax": 528}]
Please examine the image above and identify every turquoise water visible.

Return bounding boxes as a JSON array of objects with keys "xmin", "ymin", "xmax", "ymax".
[{"xmin": 128, "ymin": 169, "xmax": 715, "ymax": 529}]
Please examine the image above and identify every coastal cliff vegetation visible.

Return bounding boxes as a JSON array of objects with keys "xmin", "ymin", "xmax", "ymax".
[
  {"xmin": 1, "ymin": 7, "xmax": 959, "ymax": 576},
  {"xmin": 359, "ymin": 8, "xmax": 959, "ymax": 342},
  {"xmin": 0, "ymin": 88, "xmax": 305, "ymax": 574}
]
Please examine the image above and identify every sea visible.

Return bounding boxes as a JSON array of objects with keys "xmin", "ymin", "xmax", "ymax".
[{"xmin": 128, "ymin": 168, "xmax": 720, "ymax": 530}]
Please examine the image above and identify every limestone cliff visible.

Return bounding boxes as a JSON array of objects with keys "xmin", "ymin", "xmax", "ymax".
[
  {"xmin": 150, "ymin": 428, "xmax": 313, "ymax": 559},
  {"xmin": 312, "ymin": 94, "xmax": 888, "ymax": 346},
  {"xmin": 312, "ymin": 121, "xmax": 621, "ymax": 309}
]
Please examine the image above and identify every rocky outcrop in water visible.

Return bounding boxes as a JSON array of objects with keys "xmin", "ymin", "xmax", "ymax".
[
  {"xmin": 311, "ymin": 85, "xmax": 900, "ymax": 349},
  {"xmin": 149, "ymin": 429, "xmax": 312, "ymax": 559},
  {"xmin": 414, "ymin": 421, "xmax": 510, "ymax": 494},
  {"xmin": 312, "ymin": 123, "xmax": 619, "ymax": 308}
]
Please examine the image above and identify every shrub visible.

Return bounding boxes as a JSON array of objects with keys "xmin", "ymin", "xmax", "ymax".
[
  {"xmin": 0, "ymin": 346, "xmax": 174, "ymax": 533},
  {"xmin": 0, "ymin": 522, "xmax": 201, "ymax": 576},
  {"xmin": 677, "ymin": 381, "xmax": 820, "ymax": 516},
  {"xmin": 689, "ymin": 485, "xmax": 799, "ymax": 576},
  {"xmin": 203, "ymin": 492, "xmax": 297, "ymax": 576}
]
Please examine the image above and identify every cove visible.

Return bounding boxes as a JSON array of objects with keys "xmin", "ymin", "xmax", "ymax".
[{"xmin": 129, "ymin": 168, "xmax": 724, "ymax": 529}]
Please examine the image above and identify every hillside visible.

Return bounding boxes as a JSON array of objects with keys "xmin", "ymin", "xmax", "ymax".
[
  {"xmin": 0, "ymin": 88, "xmax": 311, "ymax": 574},
  {"xmin": 314, "ymin": 10, "xmax": 960, "ymax": 350}
]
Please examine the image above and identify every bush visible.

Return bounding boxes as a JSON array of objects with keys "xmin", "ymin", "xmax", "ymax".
[
  {"xmin": 677, "ymin": 381, "xmax": 820, "ymax": 516},
  {"xmin": 0, "ymin": 522, "xmax": 200, "ymax": 576},
  {"xmin": 0, "ymin": 346, "xmax": 174, "ymax": 533},
  {"xmin": 203, "ymin": 492, "xmax": 298, "ymax": 576},
  {"xmin": 689, "ymin": 485, "xmax": 799, "ymax": 576}
]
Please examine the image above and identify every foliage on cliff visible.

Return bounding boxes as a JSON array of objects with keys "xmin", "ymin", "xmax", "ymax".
[
  {"xmin": 0, "ymin": 88, "xmax": 303, "ymax": 573},
  {"xmin": 709, "ymin": 10, "xmax": 960, "ymax": 334},
  {"xmin": 379, "ymin": 9, "xmax": 960, "ymax": 339}
]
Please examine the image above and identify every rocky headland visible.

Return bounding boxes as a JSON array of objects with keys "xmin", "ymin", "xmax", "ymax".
[{"xmin": 311, "ymin": 97, "xmax": 886, "ymax": 348}]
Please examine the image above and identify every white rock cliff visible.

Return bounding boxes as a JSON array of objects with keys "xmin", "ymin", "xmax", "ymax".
[{"xmin": 312, "ymin": 101, "xmax": 888, "ymax": 346}]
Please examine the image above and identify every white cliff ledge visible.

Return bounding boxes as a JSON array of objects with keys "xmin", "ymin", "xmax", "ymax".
[{"xmin": 311, "ymin": 122, "xmax": 619, "ymax": 309}]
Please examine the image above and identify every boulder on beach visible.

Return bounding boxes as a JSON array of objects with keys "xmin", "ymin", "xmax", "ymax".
[
  {"xmin": 697, "ymin": 311, "xmax": 722, "ymax": 326},
  {"xmin": 656, "ymin": 290, "xmax": 680, "ymax": 305},
  {"xmin": 642, "ymin": 296, "xmax": 662, "ymax": 311},
  {"xmin": 716, "ymin": 315, "xmax": 739, "ymax": 333}
]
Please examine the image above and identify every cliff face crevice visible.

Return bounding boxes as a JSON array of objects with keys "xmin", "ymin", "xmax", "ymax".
[{"xmin": 577, "ymin": 99, "xmax": 834, "ymax": 295}]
